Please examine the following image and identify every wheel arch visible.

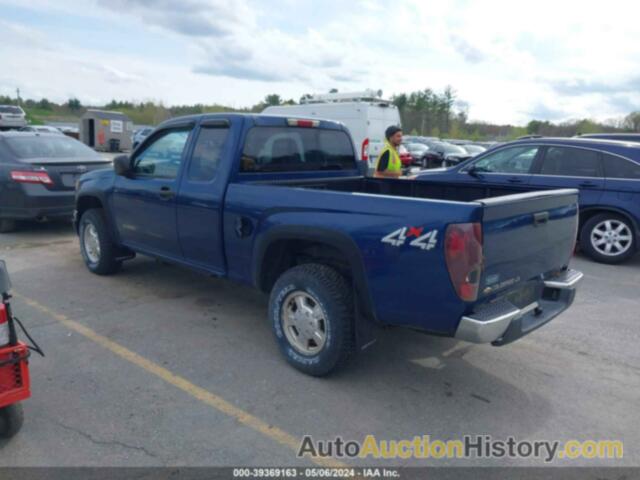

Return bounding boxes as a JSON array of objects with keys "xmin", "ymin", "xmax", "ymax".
[
  {"xmin": 254, "ymin": 226, "xmax": 379, "ymax": 349},
  {"xmin": 579, "ymin": 206, "xmax": 640, "ymax": 240}
]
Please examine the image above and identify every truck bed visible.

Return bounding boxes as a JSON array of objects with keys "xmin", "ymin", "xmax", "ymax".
[{"xmin": 250, "ymin": 175, "xmax": 538, "ymax": 203}]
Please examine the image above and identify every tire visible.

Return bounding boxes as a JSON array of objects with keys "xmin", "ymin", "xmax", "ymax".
[
  {"xmin": 580, "ymin": 213, "xmax": 636, "ymax": 264},
  {"xmin": 0, "ymin": 404, "xmax": 24, "ymax": 439},
  {"xmin": 269, "ymin": 264, "xmax": 354, "ymax": 376},
  {"xmin": 0, "ymin": 219, "xmax": 16, "ymax": 233},
  {"xmin": 79, "ymin": 209, "xmax": 121, "ymax": 275}
]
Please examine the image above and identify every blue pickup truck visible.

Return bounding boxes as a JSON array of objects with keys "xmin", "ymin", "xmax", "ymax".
[{"xmin": 74, "ymin": 114, "xmax": 582, "ymax": 376}]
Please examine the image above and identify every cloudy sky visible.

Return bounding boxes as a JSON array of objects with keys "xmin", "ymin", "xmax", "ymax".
[{"xmin": 1, "ymin": 0, "xmax": 638, "ymax": 125}]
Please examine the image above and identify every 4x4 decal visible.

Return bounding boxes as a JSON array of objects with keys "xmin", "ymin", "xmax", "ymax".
[{"xmin": 381, "ymin": 226, "xmax": 438, "ymax": 250}]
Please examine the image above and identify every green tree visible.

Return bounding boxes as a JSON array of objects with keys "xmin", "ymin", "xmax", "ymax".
[
  {"xmin": 67, "ymin": 98, "xmax": 82, "ymax": 111},
  {"xmin": 264, "ymin": 94, "xmax": 282, "ymax": 106},
  {"xmin": 624, "ymin": 111, "xmax": 640, "ymax": 131},
  {"xmin": 37, "ymin": 98, "xmax": 52, "ymax": 110}
]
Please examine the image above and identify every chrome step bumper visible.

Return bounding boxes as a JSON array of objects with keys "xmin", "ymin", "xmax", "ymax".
[{"xmin": 455, "ymin": 269, "xmax": 583, "ymax": 344}]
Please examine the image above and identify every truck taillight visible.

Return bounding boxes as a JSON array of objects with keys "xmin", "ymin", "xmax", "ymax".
[
  {"xmin": 0, "ymin": 304, "xmax": 8, "ymax": 346},
  {"xmin": 361, "ymin": 138, "xmax": 370, "ymax": 162},
  {"xmin": 10, "ymin": 170, "xmax": 53, "ymax": 185},
  {"xmin": 444, "ymin": 222, "xmax": 483, "ymax": 302},
  {"xmin": 287, "ymin": 118, "xmax": 319, "ymax": 128}
]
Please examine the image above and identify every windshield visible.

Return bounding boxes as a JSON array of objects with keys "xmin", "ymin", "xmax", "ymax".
[
  {"xmin": 406, "ymin": 143, "xmax": 428, "ymax": 152},
  {"xmin": 441, "ymin": 143, "xmax": 467, "ymax": 155},
  {"xmin": 0, "ymin": 106, "xmax": 23, "ymax": 114},
  {"xmin": 5, "ymin": 135, "xmax": 102, "ymax": 159}
]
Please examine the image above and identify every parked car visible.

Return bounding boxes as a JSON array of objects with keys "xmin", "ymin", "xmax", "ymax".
[
  {"xmin": 19, "ymin": 126, "xmax": 64, "ymax": 134},
  {"xmin": 415, "ymin": 137, "xmax": 640, "ymax": 263},
  {"xmin": 0, "ymin": 132, "xmax": 112, "ymax": 232},
  {"xmin": 263, "ymin": 91, "xmax": 402, "ymax": 170},
  {"xmin": 578, "ymin": 133, "xmax": 640, "ymax": 143},
  {"xmin": 421, "ymin": 140, "xmax": 472, "ymax": 168},
  {"xmin": 132, "ymin": 127, "xmax": 154, "ymax": 149},
  {"xmin": 0, "ymin": 106, "xmax": 27, "ymax": 130},
  {"xmin": 461, "ymin": 144, "xmax": 487, "ymax": 156},
  {"xmin": 404, "ymin": 142, "xmax": 431, "ymax": 167},
  {"xmin": 74, "ymin": 113, "xmax": 581, "ymax": 376}
]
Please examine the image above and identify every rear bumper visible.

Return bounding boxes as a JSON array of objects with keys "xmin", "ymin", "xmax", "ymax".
[
  {"xmin": 0, "ymin": 184, "xmax": 75, "ymax": 221},
  {"xmin": 455, "ymin": 269, "xmax": 583, "ymax": 345}
]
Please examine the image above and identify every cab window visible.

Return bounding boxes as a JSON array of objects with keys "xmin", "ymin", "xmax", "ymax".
[
  {"xmin": 468, "ymin": 146, "xmax": 539, "ymax": 174},
  {"xmin": 240, "ymin": 127, "xmax": 355, "ymax": 173},
  {"xmin": 187, "ymin": 126, "xmax": 230, "ymax": 181},
  {"xmin": 132, "ymin": 128, "xmax": 191, "ymax": 179}
]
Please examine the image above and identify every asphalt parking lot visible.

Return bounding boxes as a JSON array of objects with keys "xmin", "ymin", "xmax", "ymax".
[{"xmin": 0, "ymin": 221, "xmax": 638, "ymax": 467}]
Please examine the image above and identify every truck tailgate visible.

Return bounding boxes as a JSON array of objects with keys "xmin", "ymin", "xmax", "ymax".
[{"xmin": 478, "ymin": 189, "xmax": 578, "ymax": 299}]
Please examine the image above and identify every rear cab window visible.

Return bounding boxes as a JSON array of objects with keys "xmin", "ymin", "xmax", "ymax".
[{"xmin": 240, "ymin": 127, "xmax": 356, "ymax": 173}]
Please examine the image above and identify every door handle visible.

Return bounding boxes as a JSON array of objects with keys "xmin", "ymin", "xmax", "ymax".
[
  {"xmin": 533, "ymin": 211, "xmax": 549, "ymax": 226},
  {"xmin": 507, "ymin": 177, "xmax": 523, "ymax": 183},
  {"xmin": 159, "ymin": 186, "xmax": 175, "ymax": 200},
  {"xmin": 579, "ymin": 181, "xmax": 598, "ymax": 188}
]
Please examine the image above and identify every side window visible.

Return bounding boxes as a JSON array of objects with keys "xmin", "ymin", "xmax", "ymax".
[
  {"xmin": 187, "ymin": 126, "xmax": 230, "ymax": 181},
  {"xmin": 470, "ymin": 146, "xmax": 538, "ymax": 174},
  {"xmin": 602, "ymin": 154, "xmax": 640, "ymax": 179},
  {"xmin": 133, "ymin": 128, "xmax": 190, "ymax": 179},
  {"xmin": 540, "ymin": 147, "xmax": 601, "ymax": 177}
]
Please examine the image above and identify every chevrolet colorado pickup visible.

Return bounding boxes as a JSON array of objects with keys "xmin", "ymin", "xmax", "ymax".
[{"xmin": 74, "ymin": 114, "xmax": 582, "ymax": 376}]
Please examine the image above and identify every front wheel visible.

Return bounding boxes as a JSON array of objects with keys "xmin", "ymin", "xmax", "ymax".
[
  {"xmin": 580, "ymin": 213, "xmax": 636, "ymax": 264},
  {"xmin": 79, "ymin": 209, "xmax": 121, "ymax": 275},
  {"xmin": 0, "ymin": 404, "xmax": 24, "ymax": 439},
  {"xmin": 269, "ymin": 264, "xmax": 354, "ymax": 376}
]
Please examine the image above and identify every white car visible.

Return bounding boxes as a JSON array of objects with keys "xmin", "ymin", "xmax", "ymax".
[
  {"xmin": 263, "ymin": 90, "xmax": 402, "ymax": 170},
  {"xmin": 0, "ymin": 105, "xmax": 27, "ymax": 129},
  {"xmin": 19, "ymin": 125, "xmax": 64, "ymax": 134}
]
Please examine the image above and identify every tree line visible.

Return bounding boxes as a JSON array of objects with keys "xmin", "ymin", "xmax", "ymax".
[{"xmin": 2, "ymin": 90, "xmax": 639, "ymax": 140}]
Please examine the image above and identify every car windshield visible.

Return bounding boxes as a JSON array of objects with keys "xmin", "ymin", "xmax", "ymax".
[
  {"xmin": 5, "ymin": 135, "xmax": 101, "ymax": 159},
  {"xmin": 463, "ymin": 145, "xmax": 486, "ymax": 154},
  {"xmin": 406, "ymin": 143, "xmax": 428, "ymax": 152},
  {"xmin": 441, "ymin": 143, "xmax": 467, "ymax": 155},
  {"xmin": 0, "ymin": 106, "xmax": 23, "ymax": 114}
]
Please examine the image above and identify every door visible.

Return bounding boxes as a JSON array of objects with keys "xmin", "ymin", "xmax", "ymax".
[
  {"xmin": 112, "ymin": 126, "xmax": 192, "ymax": 258},
  {"xmin": 530, "ymin": 146, "xmax": 604, "ymax": 207},
  {"xmin": 176, "ymin": 120, "xmax": 232, "ymax": 273},
  {"xmin": 456, "ymin": 144, "xmax": 540, "ymax": 197}
]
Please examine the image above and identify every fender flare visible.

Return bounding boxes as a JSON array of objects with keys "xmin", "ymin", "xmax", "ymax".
[{"xmin": 253, "ymin": 226, "xmax": 380, "ymax": 350}]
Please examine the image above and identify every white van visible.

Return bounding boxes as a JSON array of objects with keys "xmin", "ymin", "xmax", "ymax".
[{"xmin": 263, "ymin": 90, "xmax": 401, "ymax": 169}]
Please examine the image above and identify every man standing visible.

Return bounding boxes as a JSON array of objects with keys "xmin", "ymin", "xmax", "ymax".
[{"xmin": 374, "ymin": 126, "xmax": 403, "ymax": 178}]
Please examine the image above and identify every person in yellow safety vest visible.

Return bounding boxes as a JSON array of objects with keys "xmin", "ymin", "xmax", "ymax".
[{"xmin": 374, "ymin": 126, "xmax": 404, "ymax": 178}]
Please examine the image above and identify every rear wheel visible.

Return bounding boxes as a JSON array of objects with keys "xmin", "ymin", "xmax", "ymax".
[
  {"xmin": 580, "ymin": 213, "xmax": 636, "ymax": 264},
  {"xmin": 0, "ymin": 219, "xmax": 16, "ymax": 233},
  {"xmin": 269, "ymin": 264, "xmax": 354, "ymax": 376},
  {"xmin": 79, "ymin": 209, "xmax": 121, "ymax": 275},
  {"xmin": 0, "ymin": 404, "xmax": 24, "ymax": 439}
]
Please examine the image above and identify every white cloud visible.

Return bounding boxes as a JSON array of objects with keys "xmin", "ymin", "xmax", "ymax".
[{"xmin": 1, "ymin": 0, "xmax": 640, "ymax": 124}]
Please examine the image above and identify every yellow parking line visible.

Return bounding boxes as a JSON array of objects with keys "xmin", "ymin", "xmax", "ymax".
[{"xmin": 15, "ymin": 292, "xmax": 344, "ymax": 468}]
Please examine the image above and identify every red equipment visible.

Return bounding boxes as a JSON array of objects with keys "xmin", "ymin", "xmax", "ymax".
[{"xmin": 0, "ymin": 261, "xmax": 41, "ymax": 439}]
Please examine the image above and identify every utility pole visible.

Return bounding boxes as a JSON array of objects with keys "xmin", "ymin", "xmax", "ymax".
[{"xmin": 16, "ymin": 88, "xmax": 21, "ymax": 105}]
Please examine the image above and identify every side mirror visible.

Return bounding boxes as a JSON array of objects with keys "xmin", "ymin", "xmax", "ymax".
[
  {"xmin": 467, "ymin": 165, "xmax": 482, "ymax": 178},
  {"xmin": 113, "ymin": 155, "xmax": 131, "ymax": 177},
  {"xmin": 0, "ymin": 260, "xmax": 11, "ymax": 296}
]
